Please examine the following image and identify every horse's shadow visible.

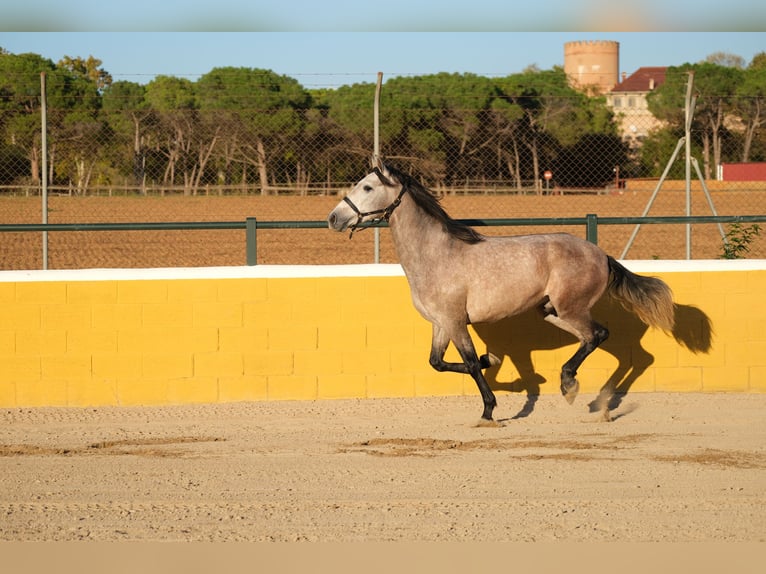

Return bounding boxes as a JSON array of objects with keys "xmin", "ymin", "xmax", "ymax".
[{"xmin": 473, "ymin": 299, "xmax": 713, "ymax": 421}]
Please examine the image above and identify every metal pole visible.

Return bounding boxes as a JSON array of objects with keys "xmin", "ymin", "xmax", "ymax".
[
  {"xmin": 586, "ymin": 214, "xmax": 598, "ymax": 245},
  {"xmin": 373, "ymin": 72, "xmax": 383, "ymax": 264},
  {"xmin": 40, "ymin": 72, "xmax": 48, "ymax": 270},
  {"xmin": 691, "ymin": 156, "xmax": 727, "ymax": 243},
  {"xmin": 684, "ymin": 72, "xmax": 695, "ymax": 259},
  {"xmin": 246, "ymin": 217, "xmax": 257, "ymax": 265},
  {"xmin": 620, "ymin": 137, "xmax": 685, "ymax": 258}
]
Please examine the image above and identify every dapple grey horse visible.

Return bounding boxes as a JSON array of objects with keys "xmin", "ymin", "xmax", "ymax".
[{"xmin": 328, "ymin": 160, "xmax": 675, "ymax": 424}]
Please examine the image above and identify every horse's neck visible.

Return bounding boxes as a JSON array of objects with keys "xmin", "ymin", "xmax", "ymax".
[{"xmin": 389, "ymin": 194, "xmax": 451, "ymax": 272}]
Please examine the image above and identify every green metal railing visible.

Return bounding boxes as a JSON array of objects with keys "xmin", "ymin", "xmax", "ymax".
[{"xmin": 1, "ymin": 214, "xmax": 764, "ymax": 267}]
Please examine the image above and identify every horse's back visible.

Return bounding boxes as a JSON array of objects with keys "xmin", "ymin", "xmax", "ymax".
[{"xmin": 484, "ymin": 232, "xmax": 607, "ymax": 270}]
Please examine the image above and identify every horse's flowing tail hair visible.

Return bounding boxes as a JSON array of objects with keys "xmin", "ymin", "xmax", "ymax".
[{"xmin": 607, "ymin": 256, "xmax": 675, "ymax": 332}]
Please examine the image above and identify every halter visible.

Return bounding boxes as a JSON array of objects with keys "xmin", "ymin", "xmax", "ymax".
[{"xmin": 342, "ymin": 171, "xmax": 408, "ymax": 238}]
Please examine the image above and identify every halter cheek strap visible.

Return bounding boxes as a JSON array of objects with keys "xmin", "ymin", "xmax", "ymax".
[{"xmin": 343, "ymin": 185, "xmax": 408, "ymax": 238}]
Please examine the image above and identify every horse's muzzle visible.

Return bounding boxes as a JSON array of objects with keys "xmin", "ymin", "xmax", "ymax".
[{"xmin": 327, "ymin": 209, "xmax": 348, "ymax": 232}]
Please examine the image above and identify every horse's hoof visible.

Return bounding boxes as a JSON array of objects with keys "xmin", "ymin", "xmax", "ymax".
[
  {"xmin": 480, "ymin": 353, "xmax": 501, "ymax": 369},
  {"xmin": 474, "ymin": 418, "xmax": 503, "ymax": 428},
  {"xmin": 562, "ymin": 380, "xmax": 579, "ymax": 405}
]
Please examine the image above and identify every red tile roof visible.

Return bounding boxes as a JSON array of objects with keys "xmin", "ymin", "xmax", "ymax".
[{"xmin": 611, "ymin": 67, "xmax": 667, "ymax": 93}]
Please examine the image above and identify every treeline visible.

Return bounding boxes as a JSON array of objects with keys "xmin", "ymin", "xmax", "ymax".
[{"xmin": 1, "ymin": 48, "xmax": 764, "ymax": 195}]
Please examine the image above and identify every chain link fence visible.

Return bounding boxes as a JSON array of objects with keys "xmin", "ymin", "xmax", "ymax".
[{"xmin": 1, "ymin": 63, "xmax": 764, "ymax": 267}]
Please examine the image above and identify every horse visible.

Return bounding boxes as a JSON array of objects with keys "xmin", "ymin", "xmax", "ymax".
[{"xmin": 327, "ymin": 159, "xmax": 675, "ymax": 424}]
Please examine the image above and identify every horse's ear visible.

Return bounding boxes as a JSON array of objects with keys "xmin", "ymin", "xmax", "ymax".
[
  {"xmin": 373, "ymin": 167, "xmax": 394, "ymax": 187},
  {"xmin": 371, "ymin": 154, "xmax": 394, "ymax": 186}
]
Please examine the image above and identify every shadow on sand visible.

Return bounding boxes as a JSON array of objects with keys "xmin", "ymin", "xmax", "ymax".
[{"xmin": 472, "ymin": 298, "xmax": 713, "ymax": 421}]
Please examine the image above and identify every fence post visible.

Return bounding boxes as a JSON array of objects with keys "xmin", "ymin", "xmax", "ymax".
[
  {"xmin": 246, "ymin": 217, "xmax": 257, "ymax": 265},
  {"xmin": 373, "ymin": 72, "xmax": 383, "ymax": 264},
  {"xmin": 40, "ymin": 72, "xmax": 49, "ymax": 270},
  {"xmin": 586, "ymin": 213, "xmax": 598, "ymax": 245}
]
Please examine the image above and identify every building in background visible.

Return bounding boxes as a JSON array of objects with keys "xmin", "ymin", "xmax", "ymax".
[
  {"xmin": 563, "ymin": 40, "xmax": 620, "ymax": 95},
  {"xmin": 606, "ymin": 67, "xmax": 668, "ymax": 146},
  {"xmin": 564, "ymin": 40, "xmax": 667, "ymax": 147}
]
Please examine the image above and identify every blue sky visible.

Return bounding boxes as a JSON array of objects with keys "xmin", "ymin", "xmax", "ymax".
[
  {"xmin": 1, "ymin": 32, "xmax": 763, "ymax": 89},
  {"xmin": 1, "ymin": 1, "xmax": 765, "ymax": 32},
  {"xmin": 1, "ymin": 2, "xmax": 764, "ymax": 88}
]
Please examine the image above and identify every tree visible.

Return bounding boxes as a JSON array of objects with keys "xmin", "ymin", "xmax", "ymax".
[
  {"xmin": 694, "ymin": 63, "xmax": 743, "ymax": 178},
  {"xmin": 381, "ymin": 73, "xmax": 501, "ymax": 184},
  {"xmin": 320, "ymin": 82, "xmax": 384, "ymax": 185},
  {"xmin": 0, "ymin": 51, "xmax": 106, "ymax": 191},
  {"xmin": 145, "ymin": 75, "xmax": 210, "ymax": 194},
  {"xmin": 196, "ymin": 67, "xmax": 309, "ymax": 194},
  {"xmin": 102, "ymin": 81, "xmax": 154, "ymax": 189},
  {"xmin": 488, "ymin": 96, "xmax": 526, "ymax": 188},
  {"xmin": 648, "ymin": 63, "xmax": 743, "ymax": 179},
  {"xmin": 57, "ymin": 55, "xmax": 113, "ymax": 92},
  {"xmin": 495, "ymin": 67, "xmax": 617, "ymax": 192},
  {"xmin": 46, "ymin": 59, "xmax": 107, "ymax": 193},
  {"xmin": 638, "ymin": 126, "xmax": 690, "ymax": 179},
  {"xmin": 705, "ymin": 52, "xmax": 746, "ymax": 69},
  {"xmin": 736, "ymin": 55, "xmax": 766, "ymax": 162},
  {"xmin": 750, "ymin": 52, "xmax": 766, "ymax": 71},
  {"xmin": 0, "ymin": 52, "xmax": 56, "ymax": 184}
]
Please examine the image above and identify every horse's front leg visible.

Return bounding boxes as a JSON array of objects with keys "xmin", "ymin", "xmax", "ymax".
[
  {"xmin": 428, "ymin": 324, "xmax": 497, "ymax": 422},
  {"xmin": 428, "ymin": 324, "xmax": 498, "ymax": 372}
]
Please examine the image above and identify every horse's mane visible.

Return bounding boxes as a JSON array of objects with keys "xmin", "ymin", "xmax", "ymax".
[{"xmin": 383, "ymin": 163, "xmax": 485, "ymax": 244}]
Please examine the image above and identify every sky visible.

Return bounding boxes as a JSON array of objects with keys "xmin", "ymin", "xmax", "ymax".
[
  {"xmin": 2, "ymin": 32, "xmax": 763, "ymax": 90},
  {"xmin": 1, "ymin": 0, "xmax": 765, "ymax": 32},
  {"xmin": 1, "ymin": 1, "xmax": 764, "ymax": 89}
]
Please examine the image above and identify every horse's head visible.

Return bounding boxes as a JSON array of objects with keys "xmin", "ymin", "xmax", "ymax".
[{"xmin": 327, "ymin": 159, "xmax": 404, "ymax": 237}]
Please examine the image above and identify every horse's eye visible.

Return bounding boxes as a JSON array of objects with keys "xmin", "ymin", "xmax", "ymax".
[{"xmin": 364, "ymin": 185, "xmax": 373, "ymax": 192}]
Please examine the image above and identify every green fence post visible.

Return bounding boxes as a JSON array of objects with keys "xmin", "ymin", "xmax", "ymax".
[
  {"xmin": 246, "ymin": 217, "xmax": 257, "ymax": 265},
  {"xmin": 586, "ymin": 213, "xmax": 598, "ymax": 245}
]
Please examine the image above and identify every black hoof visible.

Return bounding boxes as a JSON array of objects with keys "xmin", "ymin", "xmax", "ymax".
[{"xmin": 479, "ymin": 353, "xmax": 501, "ymax": 369}]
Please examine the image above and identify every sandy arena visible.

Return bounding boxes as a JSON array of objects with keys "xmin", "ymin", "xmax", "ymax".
[
  {"xmin": 1, "ymin": 392, "xmax": 764, "ymax": 542},
  {"xmin": 1, "ymin": 190, "xmax": 764, "ymax": 546}
]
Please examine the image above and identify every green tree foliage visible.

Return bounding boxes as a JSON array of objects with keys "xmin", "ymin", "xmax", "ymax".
[
  {"xmin": 102, "ymin": 81, "xmax": 153, "ymax": 188},
  {"xmin": 494, "ymin": 67, "xmax": 621, "ymax": 191},
  {"xmin": 736, "ymin": 53, "xmax": 766, "ymax": 162},
  {"xmin": 1, "ymin": 47, "xmax": 760, "ymax": 195},
  {"xmin": 314, "ymin": 83, "xmax": 377, "ymax": 184},
  {"xmin": 0, "ymin": 51, "xmax": 106, "ymax": 190},
  {"xmin": 0, "ymin": 52, "xmax": 57, "ymax": 183},
  {"xmin": 144, "ymin": 75, "xmax": 201, "ymax": 193},
  {"xmin": 196, "ymin": 67, "xmax": 310, "ymax": 194},
  {"xmin": 648, "ymin": 63, "xmax": 746, "ymax": 178},
  {"xmin": 57, "ymin": 55, "xmax": 113, "ymax": 92},
  {"xmin": 380, "ymin": 73, "xmax": 499, "ymax": 182}
]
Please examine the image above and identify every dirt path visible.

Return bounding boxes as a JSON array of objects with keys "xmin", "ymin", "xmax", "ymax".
[{"xmin": 1, "ymin": 392, "xmax": 764, "ymax": 542}]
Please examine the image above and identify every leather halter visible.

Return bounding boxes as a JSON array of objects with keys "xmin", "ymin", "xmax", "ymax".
[{"xmin": 342, "ymin": 169, "xmax": 408, "ymax": 238}]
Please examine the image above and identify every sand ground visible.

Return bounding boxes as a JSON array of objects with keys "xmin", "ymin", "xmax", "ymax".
[{"xmin": 1, "ymin": 392, "xmax": 764, "ymax": 542}]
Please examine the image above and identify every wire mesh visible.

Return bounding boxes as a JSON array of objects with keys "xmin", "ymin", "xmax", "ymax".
[{"xmin": 0, "ymin": 65, "xmax": 764, "ymax": 267}]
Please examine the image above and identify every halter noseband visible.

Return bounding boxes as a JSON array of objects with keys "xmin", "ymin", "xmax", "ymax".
[{"xmin": 343, "ymin": 171, "xmax": 408, "ymax": 238}]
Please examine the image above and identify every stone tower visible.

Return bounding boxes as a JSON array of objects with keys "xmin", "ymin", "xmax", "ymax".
[{"xmin": 564, "ymin": 40, "xmax": 619, "ymax": 95}]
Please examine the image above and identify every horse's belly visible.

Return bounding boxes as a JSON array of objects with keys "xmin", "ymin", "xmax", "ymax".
[{"xmin": 466, "ymin": 287, "xmax": 542, "ymax": 324}]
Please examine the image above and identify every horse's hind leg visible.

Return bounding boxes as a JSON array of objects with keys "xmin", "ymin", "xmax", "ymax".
[
  {"xmin": 429, "ymin": 323, "xmax": 498, "ymax": 422},
  {"xmin": 543, "ymin": 313, "xmax": 609, "ymax": 405}
]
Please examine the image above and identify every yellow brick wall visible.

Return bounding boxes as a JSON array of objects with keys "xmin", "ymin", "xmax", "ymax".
[{"xmin": 0, "ymin": 264, "xmax": 763, "ymax": 407}]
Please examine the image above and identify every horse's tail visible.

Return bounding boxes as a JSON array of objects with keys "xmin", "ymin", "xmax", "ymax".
[{"xmin": 607, "ymin": 256, "xmax": 675, "ymax": 332}]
